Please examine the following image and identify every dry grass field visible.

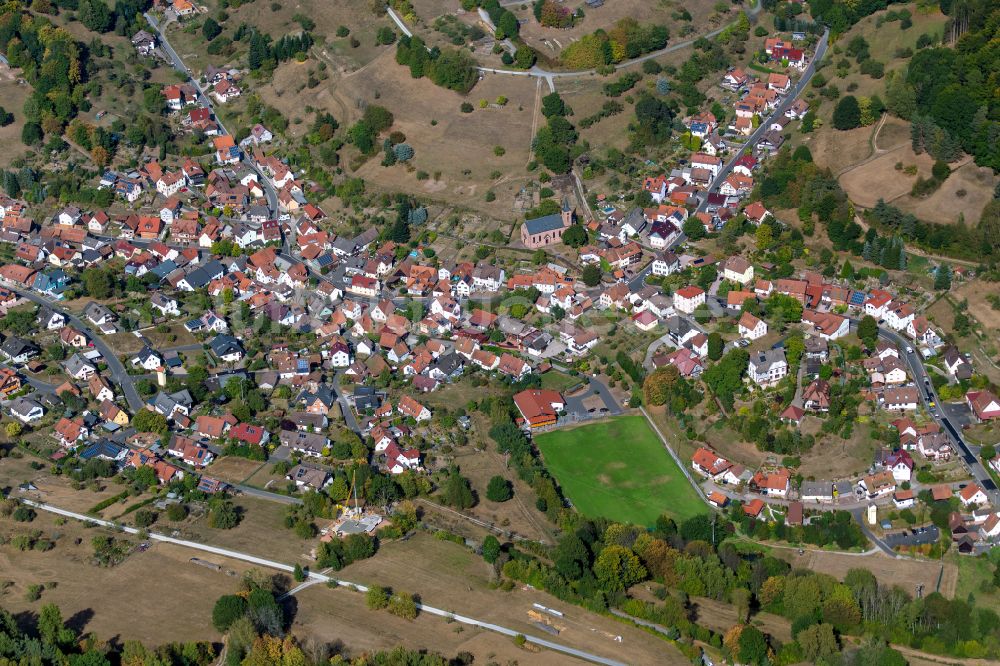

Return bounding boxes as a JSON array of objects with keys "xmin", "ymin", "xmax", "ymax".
[
  {"xmin": 789, "ymin": 549, "xmax": 957, "ymax": 598},
  {"xmin": 515, "ymin": 0, "xmax": 728, "ymax": 61},
  {"xmin": 1, "ymin": 455, "xmax": 132, "ymax": 519},
  {"xmin": 292, "ymin": 584, "xmax": 586, "ymax": 665},
  {"xmin": 164, "ymin": 0, "xmax": 393, "ymax": 79},
  {"xmin": 338, "ymin": 532, "xmax": 685, "ymax": 664},
  {"xmin": 953, "ymin": 281, "xmax": 1000, "ymax": 333},
  {"xmin": 204, "ymin": 457, "xmax": 267, "ymax": 485},
  {"xmin": 795, "ymin": 418, "xmax": 879, "ymax": 480},
  {"xmin": 838, "ymin": 144, "xmax": 933, "ymax": 207},
  {"xmin": 804, "ymin": 124, "xmax": 876, "ymax": 174},
  {"xmin": 689, "ymin": 596, "xmax": 792, "ymax": 642},
  {"xmin": 0, "ymin": 510, "xmax": 249, "ymax": 646},
  {"xmin": 0, "ymin": 72, "xmax": 29, "ymax": 169},
  {"xmin": 891, "ymin": 159, "xmax": 998, "ymax": 226},
  {"xmin": 179, "ymin": 495, "xmax": 314, "ymax": 564},
  {"xmin": 447, "ymin": 445, "xmax": 556, "ymax": 544}
]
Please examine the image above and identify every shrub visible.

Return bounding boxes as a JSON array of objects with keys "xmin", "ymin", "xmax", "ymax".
[
  {"xmin": 460, "ymin": 102, "xmax": 474, "ymax": 113},
  {"xmin": 388, "ymin": 592, "xmax": 418, "ymax": 619},
  {"xmin": 486, "ymin": 475, "xmax": 512, "ymax": 502},
  {"xmin": 133, "ymin": 509, "xmax": 156, "ymax": 528},
  {"xmin": 212, "ymin": 594, "xmax": 247, "ymax": 632},
  {"xmin": 366, "ymin": 585, "xmax": 390, "ymax": 610}
]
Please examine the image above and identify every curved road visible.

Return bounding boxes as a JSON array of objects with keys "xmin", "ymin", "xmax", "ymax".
[
  {"xmin": 5, "ymin": 286, "xmax": 144, "ymax": 412},
  {"xmin": 144, "ymin": 13, "xmax": 279, "ymax": 214},
  {"xmin": 22, "ymin": 498, "xmax": 626, "ymax": 666},
  {"xmin": 387, "ymin": 2, "xmax": 762, "ymax": 83}
]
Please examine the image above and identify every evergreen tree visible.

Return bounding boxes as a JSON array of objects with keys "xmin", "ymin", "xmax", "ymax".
[{"xmin": 934, "ymin": 264, "xmax": 951, "ymax": 290}]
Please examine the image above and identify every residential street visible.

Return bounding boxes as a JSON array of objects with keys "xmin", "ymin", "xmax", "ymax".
[
  {"xmin": 144, "ymin": 12, "xmax": 279, "ymax": 214},
  {"xmin": 697, "ymin": 29, "xmax": 830, "ymax": 213},
  {"xmin": 6, "ymin": 287, "xmax": 144, "ymax": 413}
]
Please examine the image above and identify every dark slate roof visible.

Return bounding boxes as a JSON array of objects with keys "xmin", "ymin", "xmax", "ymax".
[{"xmin": 524, "ymin": 213, "xmax": 566, "ymax": 235}]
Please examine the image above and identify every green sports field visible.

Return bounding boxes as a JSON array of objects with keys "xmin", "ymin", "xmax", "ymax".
[{"xmin": 535, "ymin": 415, "xmax": 707, "ymax": 526}]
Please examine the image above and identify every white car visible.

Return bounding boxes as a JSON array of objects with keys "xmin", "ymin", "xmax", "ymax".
[{"xmin": 906, "ymin": 346, "xmax": 914, "ymax": 354}]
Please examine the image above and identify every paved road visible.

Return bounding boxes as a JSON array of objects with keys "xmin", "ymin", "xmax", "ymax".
[
  {"xmin": 387, "ymin": 2, "xmax": 762, "ymax": 83},
  {"xmin": 21, "ymin": 498, "xmax": 627, "ymax": 666},
  {"xmin": 849, "ymin": 507, "xmax": 896, "ymax": 556},
  {"xmin": 697, "ymin": 29, "xmax": 829, "ymax": 213},
  {"xmin": 6, "ymin": 286, "xmax": 144, "ymax": 412},
  {"xmin": 331, "ymin": 370, "xmax": 363, "ymax": 434},
  {"xmin": 145, "ymin": 13, "xmax": 280, "ymax": 216},
  {"xmin": 234, "ymin": 483, "xmax": 303, "ymax": 505},
  {"xmin": 873, "ymin": 323, "xmax": 998, "ymax": 502}
]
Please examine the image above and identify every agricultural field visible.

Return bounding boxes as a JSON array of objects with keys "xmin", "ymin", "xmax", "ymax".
[{"xmin": 535, "ymin": 415, "xmax": 707, "ymax": 526}]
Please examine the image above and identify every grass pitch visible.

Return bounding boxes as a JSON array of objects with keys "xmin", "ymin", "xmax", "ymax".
[{"xmin": 535, "ymin": 415, "xmax": 706, "ymax": 526}]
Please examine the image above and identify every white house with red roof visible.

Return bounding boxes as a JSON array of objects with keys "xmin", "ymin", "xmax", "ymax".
[
  {"xmin": 960, "ymin": 483, "xmax": 988, "ymax": 507},
  {"xmin": 673, "ymin": 286, "xmax": 705, "ymax": 314},
  {"xmin": 738, "ymin": 311, "xmax": 767, "ymax": 341},
  {"xmin": 967, "ymin": 390, "xmax": 1000, "ymax": 423}
]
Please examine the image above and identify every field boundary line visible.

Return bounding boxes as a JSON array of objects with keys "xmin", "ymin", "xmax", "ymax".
[
  {"xmin": 639, "ymin": 407, "xmax": 711, "ymax": 508},
  {"xmin": 19, "ymin": 498, "xmax": 625, "ymax": 666}
]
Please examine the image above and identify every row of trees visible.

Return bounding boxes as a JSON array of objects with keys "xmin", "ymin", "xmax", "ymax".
[{"xmin": 533, "ymin": 92, "xmax": 578, "ymax": 173}]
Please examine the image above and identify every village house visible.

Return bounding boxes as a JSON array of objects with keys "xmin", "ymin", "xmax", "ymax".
[
  {"xmin": 748, "ymin": 349, "xmax": 788, "ymax": 386},
  {"xmin": 513, "ymin": 389, "xmax": 564, "ymax": 429},
  {"xmin": 673, "ymin": 286, "xmax": 705, "ymax": 315}
]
